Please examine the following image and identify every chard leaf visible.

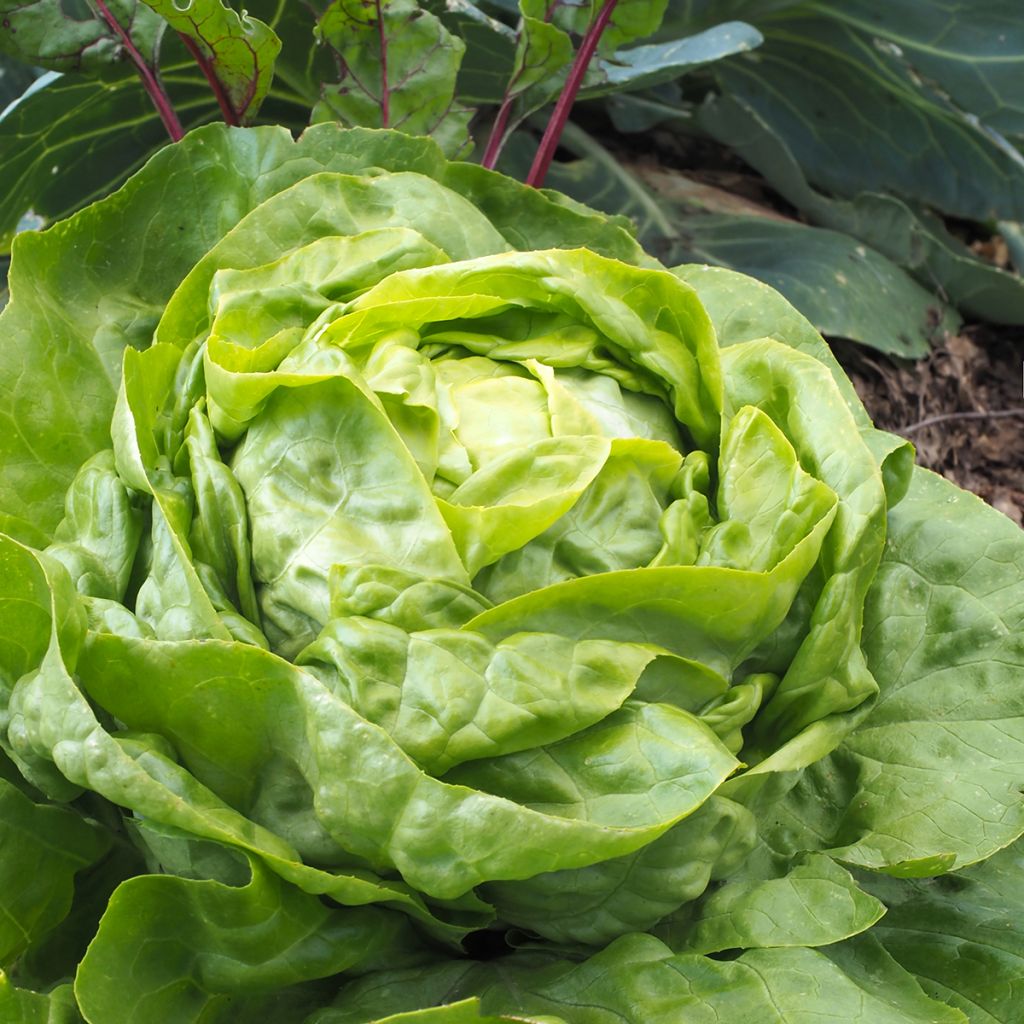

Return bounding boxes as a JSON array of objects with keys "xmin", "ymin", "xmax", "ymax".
[
  {"xmin": 314, "ymin": 0, "xmax": 473, "ymax": 156},
  {"xmin": 0, "ymin": 0, "xmax": 163, "ymax": 72},
  {"xmin": 521, "ymin": 0, "xmax": 669, "ymax": 54},
  {"xmin": 507, "ymin": 13, "xmax": 573, "ymax": 101},
  {"xmin": 140, "ymin": 0, "xmax": 280, "ymax": 123}
]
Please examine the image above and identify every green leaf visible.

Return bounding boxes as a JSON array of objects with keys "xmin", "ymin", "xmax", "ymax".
[
  {"xmin": 313, "ymin": 1, "xmax": 473, "ymax": 156},
  {"xmin": 79, "ymin": 633, "xmax": 738, "ymax": 900},
  {"xmin": 75, "ymin": 859, "xmax": 417, "ymax": 1024},
  {"xmin": 819, "ymin": 0, "xmax": 1024, "ymax": 142},
  {"xmin": 304, "ymin": 618, "xmax": 666, "ymax": 774},
  {"xmin": 430, "ymin": 0, "xmax": 516, "ymax": 106},
  {"xmin": 581, "ymin": 20, "xmax": 763, "ymax": 97},
  {"xmin": 319, "ymin": 932, "xmax": 966, "ymax": 1024},
  {"xmin": 15, "ymin": 844, "xmax": 145, "ymax": 992},
  {"xmin": 672, "ymin": 212, "xmax": 956, "ymax": 357},
  {"xmin": 0, "ymin": 780, "xmax": 110, "ymax": 965},
  {"xmin": 140, "ymin": 0, "xmax": 281, "ymax": 123},
  {"xmin": 231, "ymin": 373, "xmax": 470, "ymax": 655},
  {"xmin": 753, "ymin": 467, "xmax": 1024, "ymax": 878},
  {"xmin": 439, "ymin": 435, "xmax": 612, "ymax": 575},
  {"xmin": 671, "ymin": 262, "xmax": 915, "ymax": 511},
  {"xmin": 0, "ymin": 0, "xmax": 163, "ymax": 72},
  {"xmin": 862, "ymin": 837, "xmax": 1024, "ymax": 1023},
  {"xmin": 661, "ymin": 853, "xmax": 885, "ymax": 954},
  {"xmin": 0, "ymin": 55, "xmax": 41, "ymax": 109},
  {"xmin": 0, "ymin": 123, "xmax": 645, "ymax": 546},
  {"xmin": 0, "ymin": 69, "xmax": 202, "ymax": 251},
  {"xmin": 367, "ymin": 998, "xmax": 566, "ymax": 1023},
  {"xmin": 698, "ymin": 91, "xmax": 1024, "ymax": 326},
  {"xmin": 0, "ymin": 975, "xmax": 82, "ymax": 1024},
  {"xmin": 711, "ymin": 13, "xmax": 1024, "ymax": 221},
  {"xmin": 482, "ymin": 796, "xmax": 756, "ymax": 945},
  {"xmin": 0, "ymin": 536, "xmax": 486, "ymax": 945},
  {"xmin": 522, "ymin": 0, "xmax": 669, "ymax": 54},
  {"xmin": 508, "ymin": 13, "xmax": 572, "ymax": 100}
]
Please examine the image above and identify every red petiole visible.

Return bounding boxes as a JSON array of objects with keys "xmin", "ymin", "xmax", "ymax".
[
  {"xmin": 526, "ymin": 0, "xmax": 619, "ymax": 188},
  {"xmin": 93, "ymin": 0, "xmax": 184, "ymax": 142}
]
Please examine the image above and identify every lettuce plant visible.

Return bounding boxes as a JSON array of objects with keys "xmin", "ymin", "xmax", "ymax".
[{"xmin": 0, "ymin": 124, "xmax": 1021, "ymax": 1024}]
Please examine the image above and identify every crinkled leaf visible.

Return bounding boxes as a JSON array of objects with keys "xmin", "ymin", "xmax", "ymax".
[
  {"xmin": 303, "ymin": 618, "xmax": 665, "ymax": 774},
  {"xmin": 80, "ymin": 633, "xmax": 738, "ymax": 900},
  {"xmin": 482, "ymin": 796, "xmax": 755, "ymax": 946},
  {"xmin": 0, "ymin": 535, "xmax": 487, "ymax": 944},
  {"xmin": 750, "ymin": 469, "xmax": 1024, "ymax": 879},
  {"xmin": 0, "ymin": 122, "xmax": 643, "ymax": 545}
]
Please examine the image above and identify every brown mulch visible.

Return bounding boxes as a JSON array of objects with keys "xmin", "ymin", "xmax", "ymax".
[{"xmin": 832, "ymin": 329, "xmax": 1024, "ymax": 525}]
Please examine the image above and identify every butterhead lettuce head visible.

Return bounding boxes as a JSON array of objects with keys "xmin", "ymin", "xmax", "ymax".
[{"xmin": 1, "ymin": 125, "xmax": 1022, "ymax": 1024}]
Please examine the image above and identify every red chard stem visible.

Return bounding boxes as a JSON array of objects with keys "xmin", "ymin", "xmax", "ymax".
[
  {"xmin": 93, "ymin": 0, "xmax": 184, "ymax": 142},
  {"xmin": 526, "ymin": 0, "xmax": 619, "ymax": 188}
]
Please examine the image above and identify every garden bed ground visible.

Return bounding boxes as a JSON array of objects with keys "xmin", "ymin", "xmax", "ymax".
[{"xmin": 834, "ymin": 329, "xmax": 1024, "ymax": 526}]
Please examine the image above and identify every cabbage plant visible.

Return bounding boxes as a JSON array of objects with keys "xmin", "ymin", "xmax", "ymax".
[{"xmin": 0, "ymin": 124, "xmax": 1022, "ymax": 1024}]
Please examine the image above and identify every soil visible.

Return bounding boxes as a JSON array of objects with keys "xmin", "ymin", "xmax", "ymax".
[{"xmin": 833, "ymin": 330, "xmax": 1024, "ymax": 526}]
